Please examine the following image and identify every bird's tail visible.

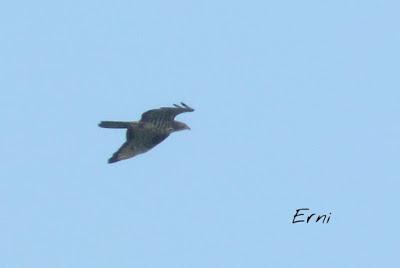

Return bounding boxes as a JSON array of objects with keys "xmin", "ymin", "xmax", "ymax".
[{"xmin": 98, "ymin": 121, "xmax": 132, "ymax": 129}]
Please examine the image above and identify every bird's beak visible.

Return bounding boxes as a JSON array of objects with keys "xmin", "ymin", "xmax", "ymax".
[{"xmin": 186, "ymin": 126, "xmax": 191, "ymax": 130}]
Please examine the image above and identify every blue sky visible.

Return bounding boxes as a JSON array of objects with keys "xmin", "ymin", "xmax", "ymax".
[{"xmin": 1, "ymin": 0, "xmax": 399, "ymax": 267}]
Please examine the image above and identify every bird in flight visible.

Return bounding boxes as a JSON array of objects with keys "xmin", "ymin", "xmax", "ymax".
[{"xmin": 99, "ymin": 102, "xmax": 194, "ymax": 163}]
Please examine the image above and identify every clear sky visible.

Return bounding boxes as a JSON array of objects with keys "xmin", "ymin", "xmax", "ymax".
[{"xmin": 1, "ymin": 0, "xmax": 399, "ymax": 267}]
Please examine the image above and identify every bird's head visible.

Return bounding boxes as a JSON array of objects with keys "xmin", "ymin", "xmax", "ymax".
[{"xmin": 170, "ymin": 121, "xmax": 191, "ymax": 133}]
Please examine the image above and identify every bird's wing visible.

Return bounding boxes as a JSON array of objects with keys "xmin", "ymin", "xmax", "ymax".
[
  {"xmin": 140, "ymin": 102, "xmax": 194, "ymax": 125},
  {"xmin": 108, "ymin": 141, "xmax": 136, "ymax": 163},
  {"xmin": 108, "ymin": 130, "xmax": 169, "ymax": 163}
]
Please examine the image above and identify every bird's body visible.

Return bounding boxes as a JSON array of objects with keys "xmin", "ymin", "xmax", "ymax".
[{"xmin": 99, "ymin": 103, "xmax": 194, "ymax": 163}]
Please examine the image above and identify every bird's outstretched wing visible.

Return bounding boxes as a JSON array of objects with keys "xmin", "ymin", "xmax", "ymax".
[
  {"xmin": 108, "ymin": 141, "xmax": 135, "ymax": 163},
  {"xmin": 140, "ymin": 102, "xmax": 194, "ymax": 125},
  {"xmin": 108, "ymin": 131, "xmax": 169, "ymax": 163}
]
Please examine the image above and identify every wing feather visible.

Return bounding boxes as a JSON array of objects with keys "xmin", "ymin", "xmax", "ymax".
[
  {"xmin": 140, "ymin": 102, "xmax": 194, "ymax": 124},
  {"xmin": 108, "ymin": 130, "xmax": 169, "ymax": 164}
]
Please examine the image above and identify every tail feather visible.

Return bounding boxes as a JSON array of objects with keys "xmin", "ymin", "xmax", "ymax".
[{"xmin": 98, "ymin": 121, "xmax": 132, "ymax": 129}]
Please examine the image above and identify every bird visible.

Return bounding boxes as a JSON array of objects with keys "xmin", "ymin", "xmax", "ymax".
[{"xmin": 99, "ymin": 102, "xmax": 194, "ymax": 163}]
